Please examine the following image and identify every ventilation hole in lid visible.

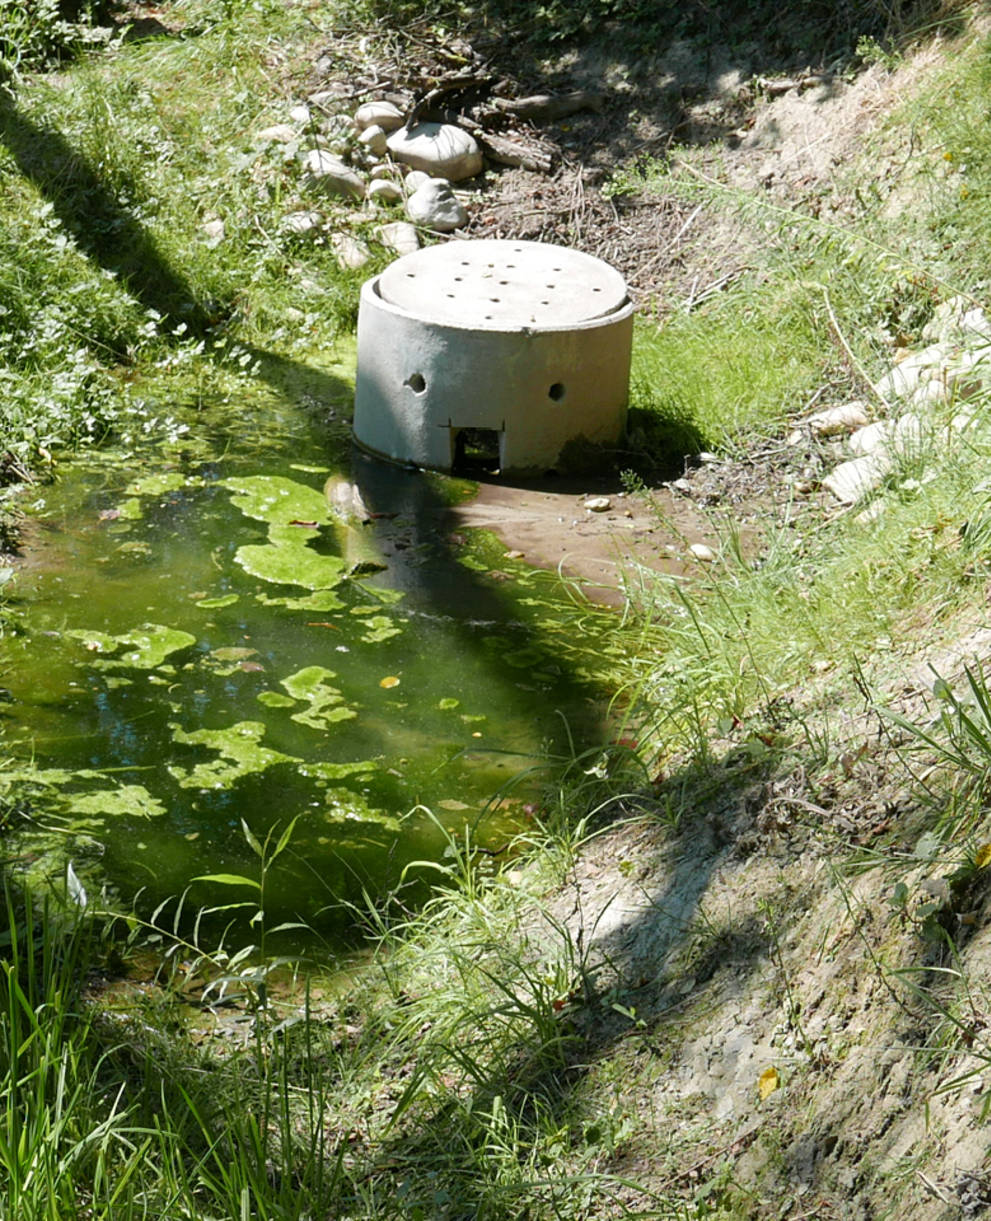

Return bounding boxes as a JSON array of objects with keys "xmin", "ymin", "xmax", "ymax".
[
  {"xmin": 490, "ymin": 297, "xmax": 500, "ymax": 303},
  {"xmin": 405, "ymin": 372, "xmax": 427, "ymax": 394},
  {"xmin": 548, "ymin": 382, "xmax": 566, "ymax": 402}
]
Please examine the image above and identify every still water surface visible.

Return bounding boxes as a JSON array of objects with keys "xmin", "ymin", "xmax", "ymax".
[{"xmin": 0, "ymin": 361, "xmax": 624, "ymax": 951}]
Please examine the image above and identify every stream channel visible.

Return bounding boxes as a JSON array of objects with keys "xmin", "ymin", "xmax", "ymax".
[{"xmin": 0, "ymin": 351, "xmax": 627, "ymax": 959}]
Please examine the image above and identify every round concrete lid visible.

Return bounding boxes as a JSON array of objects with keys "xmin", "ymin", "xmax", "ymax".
[{"xmin": 376, "ymin": 239, "xmax": 629, "ymax": 329}]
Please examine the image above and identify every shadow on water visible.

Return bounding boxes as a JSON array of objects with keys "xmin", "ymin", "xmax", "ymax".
[{"xmin": 0, "ymin": 86, "xmax": 617, "ymax": 945}]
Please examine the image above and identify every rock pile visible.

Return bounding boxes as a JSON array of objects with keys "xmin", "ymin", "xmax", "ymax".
[
  {"xmin": 250, "ymin": 93, "xmax": 486, "ymax": 263},
  {"xmin": 787, "ymin": 297, "xmax": 991, "ymax": 512},
  {"xmin": 232, "ymin": 82, "xmax": 599, "ymax": 268}
]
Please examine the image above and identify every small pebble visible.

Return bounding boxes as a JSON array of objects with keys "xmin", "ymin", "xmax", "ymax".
[
  {"xmin": 689, "ymin": 543, "xmax": 717, "ymax": 562},
  {"xmin": 584, "ymin": 496, "xmax": 611, "ymax": 512}
]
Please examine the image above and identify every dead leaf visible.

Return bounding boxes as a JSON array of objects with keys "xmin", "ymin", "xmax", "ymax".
[
  {"xmin": 758, "ymin": 1066, "xmax": 781, "ymax": 1101},
  {"xmin": 380, "ymin": 675, "xmax": 400, "ymax": 689},
  {"xmin": 976, "ymin": 843, "xmax": 991, "ymax": 868}
]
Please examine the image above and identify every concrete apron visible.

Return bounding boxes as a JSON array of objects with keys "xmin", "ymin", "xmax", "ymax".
[{"xmin": 352, "ymin": 239, "xmax": 634, "ymax": 476}]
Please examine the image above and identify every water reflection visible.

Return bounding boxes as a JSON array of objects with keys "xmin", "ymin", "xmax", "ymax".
[{"xmin": 1, "ymin": 395, "xmax": 619, "ymax": 950}]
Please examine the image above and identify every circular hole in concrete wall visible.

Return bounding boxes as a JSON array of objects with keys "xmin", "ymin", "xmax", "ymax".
[
  {"xmin": 406, "ymin": 373, "xmax": 427, "ymax": 394},
  {"xmin": 548, "ymin": 382, "xmax": 566, "ymax": 402}
]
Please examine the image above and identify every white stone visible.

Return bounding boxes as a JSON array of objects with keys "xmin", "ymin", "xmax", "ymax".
[
  {"xmin": 848, "ymin": 421, "xmax": 890, "ymax": 456},
  {"xmin": 282, "ymin": 210, "xmax": 322, "ymax": 236},
  {"xmin": 404, "ymin": 170, "xmax": 432, "ymax": 193},
  {"xmin": 325, "ymin": 475, "xmax": 370, "ymax": 523},
  {"xmin": 875, "ymin": 343, "xmax": 949, "ymax": 403},
  {"xmin": 848, "ymin": 413, "xmax": 923, "ymax": 460},
  {"xmin": 330, "ymin": 233, "xmax": 370, "ymax": 270},
  {"xmin": 823, "ymin": 453, "xmax": 891, "ymax": 504},
  {"xmin": 302, "ymin": 150, "xmax": 365, "ymax": 200},
  {"xmin": 358, "ymin": 124, "xmax": 388, "ymax": 156},
  {"xmin": 386, "ymin": 122, "xmax": 483, "ymax": 181},
  {"xmin": 922, "ymin": 296, "xmax": 991, "ymax": 345},
  {"xmin": 377, "ymin": 221, "xmax": 420, "ymax": 256},
  {"xmin": 256, "ymin": 123, "xmax": 297, "ymax": 144},
  {"xmin": 689, "ymin": 543, "xmax": 717, "ymax": 562},
  {"xmin": 406, "ymin": 179, "xmax": 467, "ymax": 232},
  {"xmin": 289, "ymin": 104, "xmax": 311, "ymax": 125},
  {"xmin": 367, "ymin": 178, "xmax": 403, "ymax": 204},
  {"xmin": 946, "ymin": 344, "xmax": 991, "ymax": 401},
  {"xmin": 854, "ymin": 501, "xmax": 886, "ymax": 525},
  {"xmin": 370, "ymin": 164, "xmax": 396, "ymax": 181},
  {"xmin": 584, "ymin": 496, "xmax": 611, "ymax": 512},
  {"xmin": 354, "ymin": 101, "xmax": 404, "ymax": 132},
  {"xmin": 890, "ymin": 412, "xmax": 923, "ymax": 456},
  {"xmin": 807, "ymin": 402, "xmax": 870, "ymax": 437},
  {"xmin": 201, "ymin": 218, "xmax": 225, "ymax": 245}
]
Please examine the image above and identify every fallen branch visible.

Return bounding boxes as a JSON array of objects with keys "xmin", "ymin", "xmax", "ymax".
[
  {"xmin": 478, "ymin": 130, "xmax": 554, "ymax": 173},
  {"xmin": 491, "ymin": 90, "xmax": 604, "ymax": 122},
  {"xmin": 756, "ymin": 73, "xmax": 834, "ymax": 96}
]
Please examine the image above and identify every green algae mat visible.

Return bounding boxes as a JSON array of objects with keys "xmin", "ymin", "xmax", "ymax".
[{"xmin": 0, "ymin": 375, "xmax": 626, "ymax": 952}]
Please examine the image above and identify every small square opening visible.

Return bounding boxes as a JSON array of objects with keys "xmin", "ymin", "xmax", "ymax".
[{"xmin": 451, "ymin": 427, "xmax": 502, "ymax": 474}]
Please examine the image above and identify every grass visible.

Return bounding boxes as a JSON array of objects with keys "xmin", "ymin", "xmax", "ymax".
[
  {"xmin": 0, "ymin": 0, "xmax": 387, "ymax": 465},
  {"xmin": 0, "ymin": 823, "xmax": 676, "ymax": 1220},
  {"xmin": 607, "ymin": 22, "xmax": 991, "ymax": 764},
  {"xmin": 5, "ymin": 0, "xmax": 991, "ymax": 1216}
]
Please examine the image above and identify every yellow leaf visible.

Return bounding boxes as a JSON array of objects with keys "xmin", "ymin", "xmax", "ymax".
[
  {"xmin": 758, "ymin": 1066, "xmax": 780, "ymax": 1101},
  {"xmin": 976, "ymin": 843, "xmax": 991, "ymax": 868},
  {"xmin": 379, "ymin": 675, "xmax": 400, "ymax": 689}
]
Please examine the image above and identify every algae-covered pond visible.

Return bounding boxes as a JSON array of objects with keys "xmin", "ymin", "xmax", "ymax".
[{"xmin": 0, "ymin": 354, "xmax": 626, "ymax": 953}]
